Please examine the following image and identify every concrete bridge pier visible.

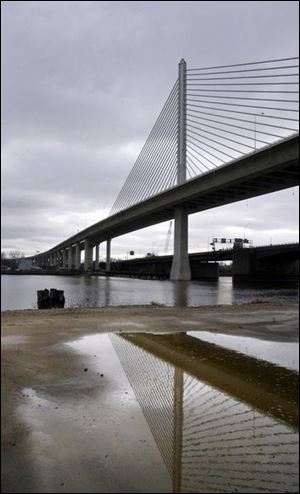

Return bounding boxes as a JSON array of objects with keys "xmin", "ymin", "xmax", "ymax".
[
  {"xmin": 68, "ymin": 246, "xmax": 72, "ymax": 270},
  {"xmin": 170, "ymin": 207, "xmax": 191, "ymax": 281},
  {"xmin": 95, "ymin": 243, "xmax": 100, "ymax": 270},
  {"xmin": 84, "ymin": 240, "xmax": 93, "ymax": 271},
  {"xmin": 62, "ymin": 249, "xmax": 67, "ymax": 269},
  {"xmin": 71, "ymin": 246, "xmax": 76, "ymax": 269},
  {"xmin": 232, "ymin": 247, "xmax": 299, "ymax": 282},
  {"xmin": 75, "ymin": 242, "xmax": 81, "ymax": 270},
  {"xmin": 106, "ymin": 239, "xmax": 111, "ymax": 272}
]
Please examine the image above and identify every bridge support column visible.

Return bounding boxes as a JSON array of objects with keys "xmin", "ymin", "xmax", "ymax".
[
  {"xmin": 62, "ymin": 249, "xmax": 67, "ymax": 269},
  {"xmin": 95, "ymin": 243, "xmax": 100, "ymax": 270},
  {"xmin": 84, "ymin": 240, "xmax": 93, "ymax": 271},
  {"xmin": 232, "ymin": 247, "xmax": 299, "ymax": 282},
  {"xmin": 71, "ymin": 246, "xmax": 76, "ymax": 269},
  {"xmin": 106, "ymin": 239, "xmax": 111, "ymax": 272},
  {"xmin": 170, "ymin": 206, "xmax": 191, "ymax": 280},
  {"xmin": 68, "ymin": 246, "xmax": 72, "ymax": 270},
  {"xmin": 170, "ymin": 59, "xmax": 191, "ymax": 281},
  {"xmin": 75, "ymin": 243, "xmax": 81, "ymax": 270}
]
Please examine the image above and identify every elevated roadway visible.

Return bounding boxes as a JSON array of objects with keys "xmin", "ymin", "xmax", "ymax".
[{"xmin": 33, "ymin": 134, "xmax": 299, "ymax": 270}]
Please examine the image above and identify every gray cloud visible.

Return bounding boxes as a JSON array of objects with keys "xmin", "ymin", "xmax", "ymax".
[{"xmin": 1, "ymin": 1, "xmax": 299, "ymax": 256}]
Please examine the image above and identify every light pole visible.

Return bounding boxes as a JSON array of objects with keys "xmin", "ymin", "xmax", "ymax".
[
  {"xmin": 265, "ymin": 236, "xmax": 272, "ymax": 245},
  {"xmin": 243, "ymin": 222, "xmax": 250, "ymax": 240}
]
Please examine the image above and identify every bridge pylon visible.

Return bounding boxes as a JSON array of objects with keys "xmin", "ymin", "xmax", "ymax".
[{"xmin": 170, "ymin": 59, "xmax": 191, "ymax": 281}]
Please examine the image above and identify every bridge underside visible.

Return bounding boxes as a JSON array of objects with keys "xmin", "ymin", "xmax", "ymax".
[
  {"xmin": 96, "ymin": 157, "xmax": 298, "ymax": 243},
  {"xmin": 82, "ymin": 136, "xmax": 300, "ymax": 245}
]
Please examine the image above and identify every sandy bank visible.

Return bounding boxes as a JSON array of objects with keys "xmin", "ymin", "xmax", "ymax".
[{"xmin": 1, "ymin": 303, "xmax": 299, "ymax": 341}]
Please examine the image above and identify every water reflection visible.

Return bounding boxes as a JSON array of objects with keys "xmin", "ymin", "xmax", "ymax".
[
  {"xmin": 104, "ymin": 277, "xmax": 111, "ymax": 306},
  {"xmin": 189, "ymin": 330, "xmax": 299, "ymax": 371},
  {"xmin": 111, "ymin": 333, "xmax": 299, "ymax": 493},
  {"xmin": 217, "ymin": 277, "xmax": 233, "ymax": 305},
  {"xmin": 172, "ymin": 281, "xmax": 189, "ymax": 307}
]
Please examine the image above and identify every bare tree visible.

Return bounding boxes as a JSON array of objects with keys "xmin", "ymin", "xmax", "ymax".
[{"xmin": 8, "ymin": 250, "xmax": 24, "ymax": 259}]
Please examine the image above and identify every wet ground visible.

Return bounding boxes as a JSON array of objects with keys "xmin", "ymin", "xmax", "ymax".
[{"xmin": 1, "ymin": 304, "xmax": 299, "ymax": 493}]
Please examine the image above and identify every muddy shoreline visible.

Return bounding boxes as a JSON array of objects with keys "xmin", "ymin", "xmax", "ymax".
[{"xmin": 2, "ymin": 302, "xmax": 299, "ymax": 339}]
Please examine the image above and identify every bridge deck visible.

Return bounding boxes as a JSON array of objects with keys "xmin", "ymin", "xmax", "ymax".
[{"xmin": 35, "ymin": 134, "xmax": 298, "ymax": 257}]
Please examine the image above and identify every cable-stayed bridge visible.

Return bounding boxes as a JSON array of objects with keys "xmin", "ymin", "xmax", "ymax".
[{"xmin": 32, "ymin": 56, "xmax": 299, "ymax": 280}]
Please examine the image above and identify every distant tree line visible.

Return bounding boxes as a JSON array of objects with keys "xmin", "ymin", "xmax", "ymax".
[{"xmin": 1, "ymin": 251, "xmax": 25, "ymax": 270}]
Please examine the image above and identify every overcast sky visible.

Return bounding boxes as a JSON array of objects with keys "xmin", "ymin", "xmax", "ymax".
[{"xmin": 1, "ymin": 1, "xmax": 299, "ymax": 259}]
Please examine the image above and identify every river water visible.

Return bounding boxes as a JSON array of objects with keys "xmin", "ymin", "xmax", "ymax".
[{"xmin": 1, "ymin": 275, "xmax": 299, "ymax": 310}]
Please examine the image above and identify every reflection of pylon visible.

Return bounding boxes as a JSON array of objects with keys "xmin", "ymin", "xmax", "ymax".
[{"xmin": 165, "ymin": 221, "xmax": 173, "ymax": 253}]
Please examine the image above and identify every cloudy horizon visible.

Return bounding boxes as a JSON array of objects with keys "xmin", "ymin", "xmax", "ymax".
[{"xmin": 1, "ymin": 1, "xmax": 299, "ymax": 259}]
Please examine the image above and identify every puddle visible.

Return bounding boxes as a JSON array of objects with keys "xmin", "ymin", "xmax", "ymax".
[
  {"xmin": 188, "ymin": 330, "xmax": 299, "ymax": 371},
  {"xmin": 5, "ymin": 332, "xmax": 299, "ymax": 493},
  {"xmin": 111, "ymin": 333, "xmax": 299, "ymax": 493},
  {"xmin": 15, "ymin": 334, "xmax": 171, "ymax": 493}
]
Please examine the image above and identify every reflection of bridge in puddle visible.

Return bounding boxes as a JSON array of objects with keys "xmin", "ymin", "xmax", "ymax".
[{"xmin": 110, "ymin": 333, "xmax": 299, "ymax": 493}]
